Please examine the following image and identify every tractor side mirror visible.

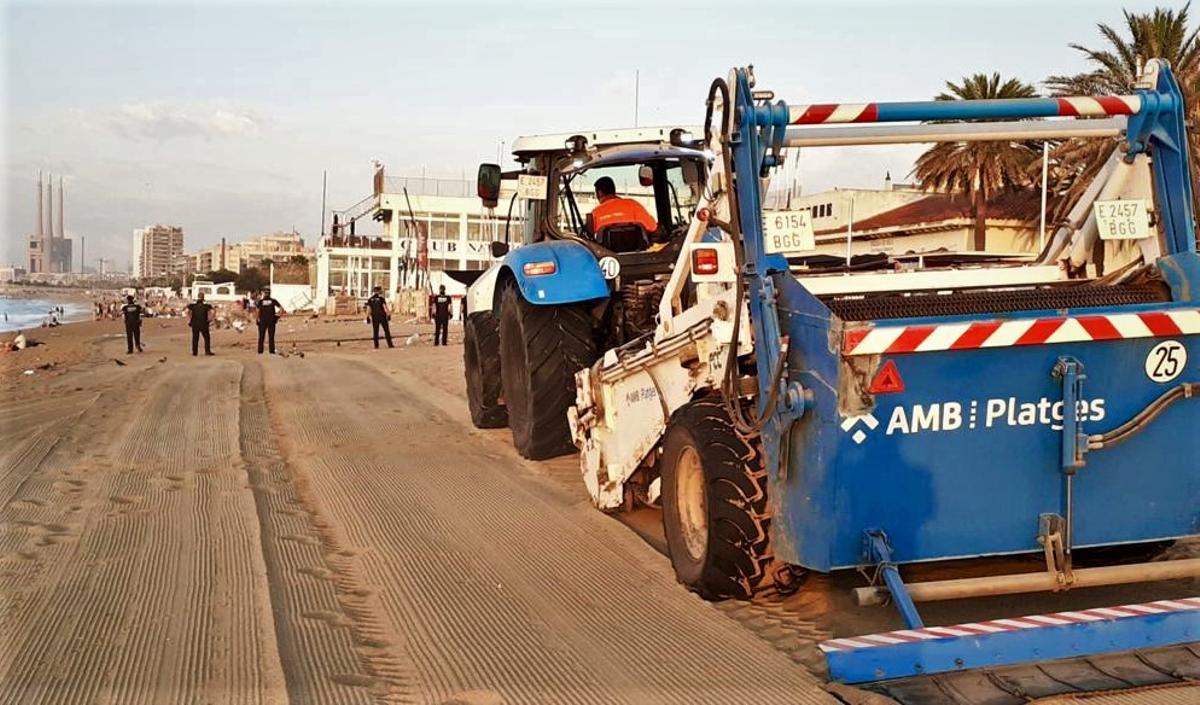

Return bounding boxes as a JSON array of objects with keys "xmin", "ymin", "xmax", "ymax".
[
  {"xmin": 638, "ymin": 165, "xmax": 654, "ymax": 187},
  {"xmin": 477, "ymin": 163, "xmax": 502, "ymax": 208},
  {"xmin": 490, "ymin": 241, "xmax": 510, "ymax": 258}
]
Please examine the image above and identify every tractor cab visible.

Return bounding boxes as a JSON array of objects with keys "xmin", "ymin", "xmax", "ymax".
[
  {"xmin": 464, "ymin": 126, "xmax": 711, "ymax": 460},
  {"xmin": 476, "ymin": 126, "xmax": 709, "ymax": 344}
]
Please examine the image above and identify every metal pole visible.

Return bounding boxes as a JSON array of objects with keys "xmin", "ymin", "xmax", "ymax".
[
  {"xmin": 634, "ymin": 69, "xmax": 640, "ymax": 128},
  {"xmin": 845, "ymin": 195, "xmax": 854, "ymax": 266},
  {"xmin": 321, "ymin": 170, "xmax": 327, "ymax": 237},
  {"xmin": 855, "ymin": 558, "xmax": 1200, "ymax": 605},
  {"xmin": 1039, "ymin": 141, "xmax": 1050, "ymax": 252}
]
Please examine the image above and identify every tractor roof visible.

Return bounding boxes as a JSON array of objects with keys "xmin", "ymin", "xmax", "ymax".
[{"xmin": 510, "ymin": 125, "xmax": 702, "ymax": 158}]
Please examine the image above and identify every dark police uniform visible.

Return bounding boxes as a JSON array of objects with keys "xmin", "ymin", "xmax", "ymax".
[
  {"xmin": 257, "ymin": 295, "xmax": 283, "ymax": 354},
  {"xmin": 187, "ymin": 300, "xmax": 214, "ymax": 356},
  {"xmin": 432, "ymin": 293, "xmax": 452, "ymax": 346},
  {"xmin": 366, "ymin": 292, "xmax": 393, "ymax": 348},
  {"xmin": 121, "ymin": 301, "xmax": 144, "ymax": 353}
]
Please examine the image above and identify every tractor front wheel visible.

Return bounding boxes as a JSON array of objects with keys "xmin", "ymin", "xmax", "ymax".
[{"xmin": 463, "ymin": 312, "xmax": 507, "ymax": 429}]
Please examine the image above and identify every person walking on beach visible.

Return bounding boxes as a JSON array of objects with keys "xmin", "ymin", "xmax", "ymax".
[
  {"xmin": 366, "ymin": 286, "xmax": 393, "ymax": 349},
  {"xmin": 186, "ymin": 292, "xmax": 215, "ymax": 356},
  {"xmin": 431, "ymin": 285, "xmax": 451, "ymax": 346},
  {"xmin": 256, "ymin": 287, "xmax": 285, "ymax": 355},
  {"xmin": 120, "ymin": 294, "xmax": 144, "ymax": 354}
]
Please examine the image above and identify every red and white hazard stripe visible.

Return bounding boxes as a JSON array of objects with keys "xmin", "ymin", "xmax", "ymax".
[
  {"xmin": 818, "ymin": 596, "xmax": 1200, "ymax": 652},
  {"xmin": 788, "ymin": 103, "xmax": 880, "ymax": 125},
  {"xmin": 1057, "ymin": 95, "xmax": 1141, "ymax": 117},
  {"xmin": 843, "ymin": 309, "xmax": 1200, "ymax": 356}
]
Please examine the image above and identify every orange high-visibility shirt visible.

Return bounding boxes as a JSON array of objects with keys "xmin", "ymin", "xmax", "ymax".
[{"xmin": 591, "ymin": 196, "xmax": 658, "ymax": 233}]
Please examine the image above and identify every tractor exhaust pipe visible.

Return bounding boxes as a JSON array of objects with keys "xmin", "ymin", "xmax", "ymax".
[{"xmin": 854, "ymin": 558, "xmax": 1200, "ymax": 606}]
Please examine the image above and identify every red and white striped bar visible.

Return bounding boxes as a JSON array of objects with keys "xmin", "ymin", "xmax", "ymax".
[
  {"xmin": 819, "ymin": 596, "xmax": 1200, "ymax": 653},
  {"xmin": 787, "ymin": 95, "xmax": 1143, "ymax": 125},
  {"xmin": 842, "ymin": 309, "xmax": 1200, "ymax": 356}
]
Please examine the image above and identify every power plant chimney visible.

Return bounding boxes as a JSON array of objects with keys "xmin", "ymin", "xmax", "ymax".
[
  {"xmin": 35, "ymin": 171, "xmax": 44, "ymax": 240},
  {"xmin": 57, "ymin": 176, "xmax": 65, "ymax": 240},
  {"xmin": 45, "ymin": 175, "xmax": 54, "ymax": 242}
]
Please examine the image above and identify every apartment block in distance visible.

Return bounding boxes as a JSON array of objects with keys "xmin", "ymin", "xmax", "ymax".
[{"xmin": 133, "ymin": 224, "xmax": 184, "ymax": 279}]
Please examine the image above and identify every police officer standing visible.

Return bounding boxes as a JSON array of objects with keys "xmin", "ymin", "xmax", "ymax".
[
  {"xmin": 121, "ymin": 294, "xmax": 144, "ymax": 354},
  {"xmin": 431, "ymin": 284, "xmax": 452, "ymax": 346},
  {"xmin": 186, "ymin": 292, "xmax": 215, "ymax": 356},
  {"xmin": 366, "ymin": 286, "xmax": 393, "ymax": 348},
  {"xmin": 256, "ymin": 287, "xmax": 285, "ymax": 355}
]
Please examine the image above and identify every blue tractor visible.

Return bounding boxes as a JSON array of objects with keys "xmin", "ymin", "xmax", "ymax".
[{"xmin": 462, "ymin": 127, "xmax": 709, "ymax": 459}]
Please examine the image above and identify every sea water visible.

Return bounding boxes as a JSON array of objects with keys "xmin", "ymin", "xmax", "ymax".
[{"xmin": 0, "ymin": 296, "xmax": 90, "ymax": 333}]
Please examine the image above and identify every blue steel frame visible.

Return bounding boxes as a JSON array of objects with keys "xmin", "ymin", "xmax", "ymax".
[
  {"xmin": 825, "ymin": 606, "xmax": 1199, "ymax": 684},
  {"xmin": 726, "ymin": 64, "xmax": 1199, "ymax": 684}
]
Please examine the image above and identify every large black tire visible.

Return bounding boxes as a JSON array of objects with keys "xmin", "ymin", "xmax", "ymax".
[
  {"xmin": 660, "ymin": 398, "xmax": 775, "ymax": 600},
  {"xmin": 498, "ymin": 282, "xmax": 597, "ymax": 460},
  {"xmin": 463, "ymin": 312, "xmax": 507, "ymax": 429}
]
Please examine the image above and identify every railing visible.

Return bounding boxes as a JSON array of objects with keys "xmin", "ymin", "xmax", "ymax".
[
  {"xmin": 382, "ymin": 175, "xmax": 475, "ymax": 198},
  {"xmin": 332, "ymin": 193, "xmax": 379, "ymax": 224},
  {"xmin": 321, "ymin": 235, "xmax": 393, "ymax": 250}
]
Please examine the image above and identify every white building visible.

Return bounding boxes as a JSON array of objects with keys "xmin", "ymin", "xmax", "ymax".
[
  {"xmin": 316, "ymin": 175, "xmax": 521, "ymax": 309},
  {"xmin": 771, "ymin": 176, "xmax": 1044, "ymax": 257},
  {"xmin": 133, "ymin": 224, "xmax": 184, "ymax": 279}
]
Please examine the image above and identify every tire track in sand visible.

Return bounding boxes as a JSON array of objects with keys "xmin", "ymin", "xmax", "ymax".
[
  {"xmin": 0, "ymin": 359, "xmax": 286, "ymax": 705},
  {"xmin": 263, "ymin": 355, "xmax": 832, "ymax": 705},
  {"xmin": 240, "ymin": 359, "xmax": 402, "ymax": 705}
]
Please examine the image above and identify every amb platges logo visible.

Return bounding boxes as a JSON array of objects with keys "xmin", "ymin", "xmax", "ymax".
[{"xmin": 841, "ymin": 396, "xmax": 1107, "ymax": 445}]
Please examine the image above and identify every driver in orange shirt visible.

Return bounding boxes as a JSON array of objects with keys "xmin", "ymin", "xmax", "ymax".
[{"xmin": 589, "ymin": 176, "xmax": 658, "ymax": 235}]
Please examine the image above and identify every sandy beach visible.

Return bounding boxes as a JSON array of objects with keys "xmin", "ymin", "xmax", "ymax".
[
  {"xmin": 1, "ymin": 313, "xmax": 1196, "ymax": 705},
  {"xmin": 0, "ymin": 314, "xmax": 839, "ymax": 705}
]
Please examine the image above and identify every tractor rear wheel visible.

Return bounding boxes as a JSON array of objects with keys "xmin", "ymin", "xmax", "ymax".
[
  {"xmin": 498, "ymin": 282, "xmax": 596, "ymax": 460},
  {"xmin": 463, "ymin": 312, "xmax": 507, "ymax": 429},
  {"xmin": 660, "ymin": 398, "xmax": 776, "ymax": 599}
]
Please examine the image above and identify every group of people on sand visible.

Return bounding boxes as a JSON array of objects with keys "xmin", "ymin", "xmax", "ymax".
[{"xmin": 119, "ymin": 288, "xmax": 287, "ymax": 357}]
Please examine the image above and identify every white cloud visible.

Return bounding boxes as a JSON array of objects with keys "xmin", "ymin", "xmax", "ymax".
[{"xmin": 83, "ymin": 101, "xmax": 262, "ymax": 141}]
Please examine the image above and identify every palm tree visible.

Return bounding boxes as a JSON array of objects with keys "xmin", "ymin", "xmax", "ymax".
[
  {"xmin": 1046, "ymin": 4, "xmax": 1199, "ymax": 220},
  {"xmin": 912, "ymin": 73, "xmax": 1041, "ymax": 251}
]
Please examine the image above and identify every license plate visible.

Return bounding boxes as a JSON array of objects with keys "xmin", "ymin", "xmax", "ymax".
[
  {"xmin": 762, "ymin": 210, "xmax": 817, "ymax": 254},
  {"xmin": 1094, "ymin": 199, "xmax": 1151, "ymax": 240}
]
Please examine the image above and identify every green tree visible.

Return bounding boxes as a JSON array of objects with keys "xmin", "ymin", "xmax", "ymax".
[
  {"xmin": 207, "ymin": 268, "xmax": 238, "ymax": 284},
  {"xmin": 236, "ymin": 267, "xmax": 269, "ymax": 293},
  {"xmin": 288, "ymin": 254, "xmax": 309, "ymax": 266},
  {"xmin": 912, "ymin": 73, "xmax": 1041, "ymax": 250},
  {"xmin": 1046, "ymin": 4, "xmax": 1199, "ymax": 218}
]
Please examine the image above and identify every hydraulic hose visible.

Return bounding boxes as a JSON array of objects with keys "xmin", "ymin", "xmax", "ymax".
[
  {"xmin": 707, "ymin": 76, "xmax": 787, "ymax": 437},
  {"xmin": 1088, "ymin": 382, "xmax": 1198, "ymax": 450}
]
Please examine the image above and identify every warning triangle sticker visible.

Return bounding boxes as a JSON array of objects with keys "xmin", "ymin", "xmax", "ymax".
[{"xmin": 870, "ymin": 359, "xmax": 905, "ymax": 394}]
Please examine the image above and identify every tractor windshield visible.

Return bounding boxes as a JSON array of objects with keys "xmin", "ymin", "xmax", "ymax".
[{"xmin": 557, "ymin": 158, "xmax": 704, "ymax": 246}]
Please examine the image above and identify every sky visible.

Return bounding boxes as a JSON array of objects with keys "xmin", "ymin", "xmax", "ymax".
[{"xmin": 0, "ymin": 0, "xmax": 1178, "ymax": 270}]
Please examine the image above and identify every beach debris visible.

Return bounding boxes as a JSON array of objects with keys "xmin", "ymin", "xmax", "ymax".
[
  {"xmin": 37, "ymin": 362, "xmax": 54, "ymax": 370},
  {"xmin": 158, "ymin": 357, "xmax": 167, "ymax": 363},
  {"xmin": 231, "ymin": 320, "xmax": 246, "ymax": 333},
  {"xmin": 405, "ymin": 333, "xmax": 420, "ymax": 346},
  {"xmin": 113, "ymin": 358, "xmax": 127, "ymax": 367},
  {"xmin": 23, "ymin": 369, "xmax": 34, "ymax": 376}
]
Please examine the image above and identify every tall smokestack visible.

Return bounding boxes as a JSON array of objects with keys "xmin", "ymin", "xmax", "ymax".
[
  {"xmin": 45, "ymin": 175, "xmax": 53, "ymax": 241},
  {"xmin": 35, "ymin": 171, "xmax": 44, "ymax": 239},
  {"xmin": 57, "ymin": 176, "xmax": 65, "ymax": 240}
]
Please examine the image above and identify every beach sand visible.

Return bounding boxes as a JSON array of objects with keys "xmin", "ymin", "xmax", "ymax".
[
  {"xmin": 0, "ymin": 313, "xmax": 837, "ymax": 705},
  {"xmin": 1, "ymin": 311, "xmax": 1195, "ymax": 705}
]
